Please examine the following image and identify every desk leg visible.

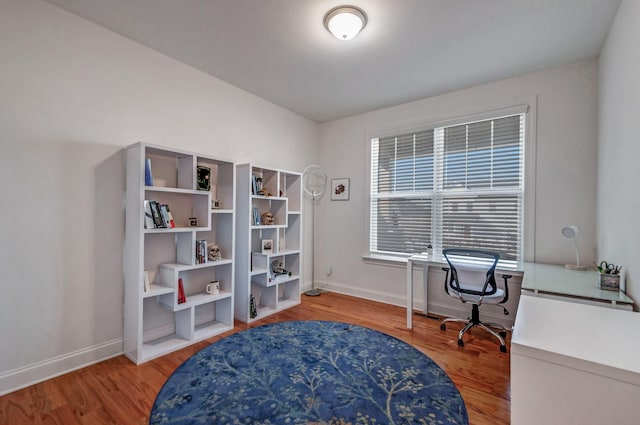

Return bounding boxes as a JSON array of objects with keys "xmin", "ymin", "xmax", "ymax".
[
  {"xmin": 422, "ymin": 264, "xmax": 429, "ymax": 316},
  {"xmin": 407, "ymin": 259, "xmax": 413, "ymax": 329}
]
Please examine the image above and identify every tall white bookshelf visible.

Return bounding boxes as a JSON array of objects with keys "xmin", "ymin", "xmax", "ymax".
[
  {"xmin": 235, "ymin": 164, "xmax": 302, "ymax": 323},
  {"xmin": 124, "ymin": 142, "xmax": 235, "ymax": 364}
]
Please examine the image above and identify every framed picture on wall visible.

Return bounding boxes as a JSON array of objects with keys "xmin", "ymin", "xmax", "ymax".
[{"xmin": 331, "ymin": 178, "xmax": 350, "ymax": 201}]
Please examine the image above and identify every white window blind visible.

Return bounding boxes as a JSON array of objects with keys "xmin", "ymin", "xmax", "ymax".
[{"xmin": 370, "ymin": 113, "xmax": 525, "ymax": 262}]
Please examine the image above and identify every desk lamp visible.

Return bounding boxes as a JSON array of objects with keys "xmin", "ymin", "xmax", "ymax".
[{"xmin": 561, "ymin": 225, "xmax": 586, "ymax": 270}]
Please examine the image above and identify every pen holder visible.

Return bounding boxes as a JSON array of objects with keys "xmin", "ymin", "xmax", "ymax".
[{"xmin": 599, "ymin": 273, "xmax": 620, "ymax": 291}]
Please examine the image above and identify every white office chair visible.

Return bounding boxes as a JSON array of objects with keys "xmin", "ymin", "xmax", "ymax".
[{"xmin": 440, "ymin": 248, "xmax": 512, "ymax": 352}]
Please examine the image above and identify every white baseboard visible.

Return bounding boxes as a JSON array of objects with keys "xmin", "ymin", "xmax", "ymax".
[
  {"xmin": 0, "ymin": 338, "xmax": 123, "ymax": 396},
  {"xmin": 316, "ymin": 279, "xmax": 516, "ymax": 328},
  {"xmin": 316, "ymin": 279, "xmax": 408, "ymax": 307}
]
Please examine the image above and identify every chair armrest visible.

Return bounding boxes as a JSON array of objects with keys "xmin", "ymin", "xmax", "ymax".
[
  {"xmin": 500, "ymin": 274, "xmax": 512, "ymax": 304},
  {"xmin": 442, "ymin": 267, "xmax": 450, "ymax": 295}
]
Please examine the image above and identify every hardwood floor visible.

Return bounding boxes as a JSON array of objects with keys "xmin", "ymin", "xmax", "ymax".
[{"xmin": 0, "ymin": 292, "xmax": 510, "ymax": 425}]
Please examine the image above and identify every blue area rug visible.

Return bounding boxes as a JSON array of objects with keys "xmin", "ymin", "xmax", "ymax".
[{"xmin": 150, "ymin": 321, "xmax": 468, "ymax": 425}]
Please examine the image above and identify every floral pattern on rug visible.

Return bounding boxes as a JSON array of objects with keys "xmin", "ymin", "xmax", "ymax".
[{"xmin": 150, "ymin": 321, "xmax": 468, "ymax": 425}]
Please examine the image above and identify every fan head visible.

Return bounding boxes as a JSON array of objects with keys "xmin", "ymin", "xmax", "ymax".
[{"xmin": 302, "ymin": 165, "xmax": 328, "ymax": 198}]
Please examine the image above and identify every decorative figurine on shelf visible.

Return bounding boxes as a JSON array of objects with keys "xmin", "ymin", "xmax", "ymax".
[
  {"xmin": 261, "ymin": 211, "xmax": 275, "ymax": 225},
  {"xmin": 271, "ymin": 260, "xmax": 292, "ymax": 277},
  {"xmin": 178, "ymin": 278, "xmax": 187, "ymax": 304},
  {"xmin": 258, "ymin": 188, "xmax": 272, "ymax": 197},
  {"xmin": 249, "ymin": 294, "xmax": 257, "ymax": 319},
  {"xmin": 208, "ymin": 244, "xmax": 222, "ymax": 262}
]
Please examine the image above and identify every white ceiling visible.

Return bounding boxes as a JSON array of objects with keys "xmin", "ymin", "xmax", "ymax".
[{"xmin": 45, "ymin": 0, "xmax": 621, "ymax": 123}]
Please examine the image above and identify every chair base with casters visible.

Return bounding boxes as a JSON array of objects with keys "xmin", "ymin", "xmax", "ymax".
[
  {"xmin": 439, "ymin": 248, "xmax": 512, "ymax": 353},
  {"xmin": 440, "ymin": 304, "xmax": 509, "ymax": 353}
]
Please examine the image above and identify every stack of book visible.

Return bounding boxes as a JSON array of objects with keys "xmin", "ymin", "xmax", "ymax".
[
  {"xmin": 252, "ymin": 207, "xmax": 261, "ymax": 226},
  {"xmin": 251, "ymin": 174, "xmax": 263, "ymax": 195},
  {"xmin": 195, "ymin": 240, "xmax": 208, "ymax": 264},
  {"xmin": 144, "ymin": 200, "xmax": 176, "ymax": 229}
]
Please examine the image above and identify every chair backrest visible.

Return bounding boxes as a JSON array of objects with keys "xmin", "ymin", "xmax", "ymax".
[{"xmin": 443, "ymin": 248, "xmax": 500, "ymax": 296}]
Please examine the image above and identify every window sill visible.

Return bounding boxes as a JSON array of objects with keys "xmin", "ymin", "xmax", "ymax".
[
  {"xmin": 363, "ymin": 253, "xmax": 524, "ymax": 275},
  {"xmin": 362, "ymin": 253, "xmax": 409, "ymax": 268}
]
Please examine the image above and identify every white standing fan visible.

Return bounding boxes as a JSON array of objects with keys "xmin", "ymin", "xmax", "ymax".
[{"xmin": 302, "ymin": 165, "xmax": 328, "ymax": 296}]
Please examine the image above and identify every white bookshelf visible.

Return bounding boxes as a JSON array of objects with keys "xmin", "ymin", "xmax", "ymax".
[
  {"xmin": 124, "ymin": 142, "xmax": 235, "ymax": 364},
  {"xmin": 234, "ymin": 164, "xmax": 302, "ymax": 323}
]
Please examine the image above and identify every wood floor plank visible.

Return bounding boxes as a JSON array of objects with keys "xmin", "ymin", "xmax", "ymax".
[{"xmin": 0, "ymin": 292, "xmax": 510, "ymax": 425}]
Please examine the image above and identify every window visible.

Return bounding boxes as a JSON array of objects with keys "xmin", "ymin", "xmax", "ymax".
[{"xmin": 370, "ymin": 110, "xmax": 525, "ymax": 263}]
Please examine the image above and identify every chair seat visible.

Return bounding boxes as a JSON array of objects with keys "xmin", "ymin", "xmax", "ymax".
[{"xmin": 448, "ymin": 285, "xmax": 505, "ymax": 304}]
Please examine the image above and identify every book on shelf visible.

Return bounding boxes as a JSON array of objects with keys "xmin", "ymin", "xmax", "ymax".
[
  {"xmin": 252, "ymin": 207, "xmax": 261, "ymax": 226},
  {"xmin": 249, "ymin": 294, "xmax": 257, "ymax": 319},
  {"xmin": 164, "ymin": 204, "xmax": 176, "ymax": 228},
  {"xmin": 269, "ymin": 270, "xmax": 292, "ymax": 282},
  {"xmin": 159, "ymin": 204, "xmax": 170, "ymax": 228},
  {"xmin": 149, "ymin": 200, "xmax": 165, "ymax": 228},
  {"xmin": 143, "ymin": 200, "xmax": 155, "ymax": 229},
  {"xmin": 251, "ymin": 174, "xmax": 257, "ymax": 195},
  {"xmin": 144, "ymin": 158, "xmax": 154, "ymax": 186},
  {"xmin": 159, "ymin": 204, "xmax": 175, "ymax": 228},
  {"xmin": 195, "ymin": 239, "xmax": 208, "ymax": 264},
  {"xmin": 145, "ymin": 200, "xmax": 177, "ymax": 229},
  {"xmin": 143, "ymin": 270, "xmax": 150, "ymax": 292}
]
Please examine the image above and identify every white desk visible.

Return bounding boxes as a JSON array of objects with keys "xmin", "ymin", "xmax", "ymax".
[
  {"xmin": 511, "ymin": 295, "xmax": 640, "ymax": 424},
  {"xmin": 406, "ymin": 258, "xmax": 634, "ymax": 328},
  {"xmin": 520, "ymin": 262, "xmax": 633, "ymax": 308}
]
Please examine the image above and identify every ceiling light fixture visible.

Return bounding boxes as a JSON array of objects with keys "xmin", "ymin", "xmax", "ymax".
[{"xmin": 324, "ymin": 5, "xmax": 367, "ymax": 41}]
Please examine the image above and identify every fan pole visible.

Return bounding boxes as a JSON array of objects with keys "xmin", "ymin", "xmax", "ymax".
[
  {"xmin": 301, "ymin": 165, "xmax": 326, "ymax": 297},
  {"xmin": 305, "ymin": 190, "xmax": 322, "ymax": 296}
]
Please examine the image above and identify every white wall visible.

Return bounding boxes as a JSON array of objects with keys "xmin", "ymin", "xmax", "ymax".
[
  {"xmin": 315, "ymin": 59, "xmax": 599, "ymax": 311},
  {"xmin": 0, "ymin": 0, "xmax": 318, "ymax": 394},
  {"xmin": 598, "ymin": 0, "xmax": 640, "ymax": 301}
]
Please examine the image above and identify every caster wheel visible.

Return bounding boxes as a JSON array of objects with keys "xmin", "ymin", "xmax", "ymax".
[
  {"xmin": 440, "ymin": 324, "xmax": 446, "ymax": 331},
  {"xmin": 457, "ymin": 339, "xmax": 464, "ymax": 347},
  {"xmin": 499, "ymin": 331, "xmax": 507, "ymax": 338},
  {"xmin": 500, "ymin": 345, "xmax": 507, "ymax": 353}
]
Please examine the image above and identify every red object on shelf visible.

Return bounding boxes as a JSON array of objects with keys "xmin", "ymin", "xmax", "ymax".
[{"xmin": 178, "ymin": 278, "xmax": 186, "ymax": 304}]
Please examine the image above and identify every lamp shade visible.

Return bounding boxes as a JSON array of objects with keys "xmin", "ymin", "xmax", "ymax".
[
  {"xmin": 561, "ymin": 225, "xmax": 579, "ymax": 238},
  {"xmin": 324, "ymin": 6, "xmax": 367, "ymax": 40}
]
